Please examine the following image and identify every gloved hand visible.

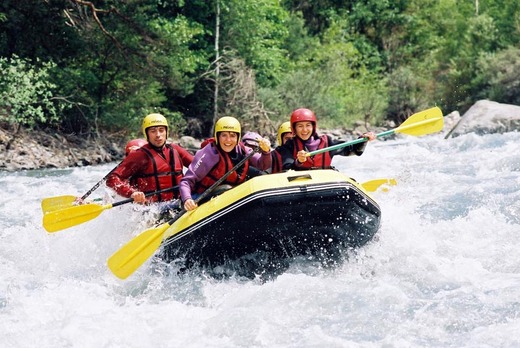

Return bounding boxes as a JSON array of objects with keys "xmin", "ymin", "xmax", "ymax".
[{"xmin": 258, "ymin": 137, "xmax": 271, "ymax": 153}]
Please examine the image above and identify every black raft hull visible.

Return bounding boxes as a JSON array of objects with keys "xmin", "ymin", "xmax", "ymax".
[{"xmin": 158, "ymin": 169, "xmax": 381, "ymax": 274}]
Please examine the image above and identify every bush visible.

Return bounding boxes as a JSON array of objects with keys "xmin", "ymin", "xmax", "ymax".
[
  {"xmin": 386, "ymin": 66, "xmax": 434, "ymax": 124},
  {"xmin": 260, "ymin": 55, "xmax": 388, "ymax": 130},
  {"xmin": 476, "ymin": 47, "xmax": 520, "ymax": 105},
  {"xmin": 0, "ymin": 55, "xmax": 66, "ymax": 127}
]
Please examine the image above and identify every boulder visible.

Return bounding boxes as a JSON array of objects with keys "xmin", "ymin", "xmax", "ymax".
[
  {"xmin": 440, "ymin": 110, "xmax": 461, "ymax": 138},
  {"xmin": 178, "ymin": 136, "xmax": 201, "ymax": 152},
  {"xmin": 446, "ymin": 100, "xmax": 520, "ymax": 138}
]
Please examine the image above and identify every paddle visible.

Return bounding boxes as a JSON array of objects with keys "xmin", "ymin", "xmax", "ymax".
[
  {"xmin": 307, "ymin": 107, "xmax": 444, "ymax": 156},
  {"xmin": 361, "ymin": 178, "xmax": 397, "ymax": 192},
  {"xmin": 107, "ymin": 147, "xmax": 259, "ymax": 280},
  {"xmin": 41, "ymin": 163, "xmax": 121, "ymax": 213},
  {"xmin": 42, "ymin": 186, "xmax": 179, "ymax": 233}
]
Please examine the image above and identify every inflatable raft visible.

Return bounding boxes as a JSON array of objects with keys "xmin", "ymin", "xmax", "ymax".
[
  {"xmin": 155, "ymin": 170, "xmax": 381, "ymax": 276},
  {"xmin": 157, "ymin": 169, "xmax": 381, "ymax": 275}
]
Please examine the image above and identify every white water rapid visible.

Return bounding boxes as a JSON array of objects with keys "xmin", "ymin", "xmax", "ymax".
[{"xmin": 1, "ymin": 131, "xmax": 519, "ymax": 347}]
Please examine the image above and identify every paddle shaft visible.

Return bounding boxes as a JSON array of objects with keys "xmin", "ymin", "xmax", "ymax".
[
  {"xmin": 164, "ymin": 147, "xmax": 259, "ymax": 225},
  {"xmin": 307, "ymin": 107, "xmax": 443, "ymax": 157},
  {"xmin": 107, "ymin": 147, "xmax": 259, "ymax": 279},
  {"xmin": 79, "ymin": 163, "xmax": 121, "ymax": 201},
  {"xmin": 42, "ymin": 185, "xmax": 182, "ymax": 233},
  {"xmin": 111, "ymin": 185, "xmax": 180, "ymax": 208},
  {"xmin": 307, "ymin": 131, "xmax": 385, "ymax": 156}
]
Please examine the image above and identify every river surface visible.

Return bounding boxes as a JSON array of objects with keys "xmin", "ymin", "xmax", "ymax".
[{"xmin": 1, "ymin": 131, "xmax": 519, "ymax": 347}]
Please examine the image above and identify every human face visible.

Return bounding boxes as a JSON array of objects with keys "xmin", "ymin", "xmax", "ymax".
[
  {"xmin": 282, "ymin": 132, "xmax": 293, "ymax": 144},
  {"xmin": 218, "ymin": 131, "xmax": 239, "ymax": 152},
  {"xmin": 146, "ymin": 126, "xmax": 167, "ymax": 147},
  {"xmin": 294, "ymin": 121, "xmax": 314, "ymax": 141}
]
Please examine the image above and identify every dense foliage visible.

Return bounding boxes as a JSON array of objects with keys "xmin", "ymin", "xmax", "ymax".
[{"xmin": 1, "ymin": 0, "xmax": 519, "ymax": 138}]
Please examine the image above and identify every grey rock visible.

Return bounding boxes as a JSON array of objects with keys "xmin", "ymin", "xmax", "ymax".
[{"xmin": 446, "ymin": 100, "xmax": 520, "ymax": 138}]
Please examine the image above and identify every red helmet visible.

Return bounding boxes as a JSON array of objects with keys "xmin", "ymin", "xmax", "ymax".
[
  {"xmin": 125, "ymin": 138, "xmax": 147, "ymax": 156},
  {"xmin": 290, "ymin": 108, "xmax": 317, "ymax": 135}
]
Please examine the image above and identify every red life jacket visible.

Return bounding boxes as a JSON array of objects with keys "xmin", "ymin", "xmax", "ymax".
[
  {"xmin": 134, "ymin": 144, "xmax": 183, "ymax": 202},
  {"xmin": 200, "ymin": 137, "xmax": 215, "ymax": 148},
  {"xmin": 194, "ymin": 143, "xmax": 250, "ymax": 194},
  {"xmin": 293, "ymin": 135, "xmax": 333, "ymax": 169}
]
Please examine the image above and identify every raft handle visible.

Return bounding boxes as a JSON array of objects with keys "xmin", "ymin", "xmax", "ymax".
[{"xmin": 287, "ymin": 174, "xmax": 312, "ymax": 182}]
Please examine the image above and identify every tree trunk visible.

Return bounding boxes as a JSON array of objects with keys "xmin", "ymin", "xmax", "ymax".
[{"xmin": 212, "ymin": 0, "xmax": 221, "ymax": 133}]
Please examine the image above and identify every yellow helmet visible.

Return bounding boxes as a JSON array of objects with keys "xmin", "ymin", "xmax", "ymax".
[
  {"xmin": 277, "ymin": 121, "xmax": 292, "ymax": 145},
  {"xmin": 214, "ymin": 116, "xmax": 241, "ymax": 144},
  {"xmin": 142, "ymin": 113, "xmax": 168, "ymax": 140}
]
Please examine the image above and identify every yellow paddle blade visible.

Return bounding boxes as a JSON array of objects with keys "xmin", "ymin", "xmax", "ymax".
[
  {"xmin": 107, "ymin": 223, "xmax": 168, "ymax": 279},
  {"xmin": 362, "ymin": 178, "xmax": 397, "ymax": 192},
  {"xmin": 395, "ymin": 106, "xmax": 444, "ymax": 136},
  {"xmin": 42, "ymin": 203, "xmax": 111, "ymax": 233},
  {"xmin": 41, "ymin": 195, "xmax": 78, "ymax": 213}
]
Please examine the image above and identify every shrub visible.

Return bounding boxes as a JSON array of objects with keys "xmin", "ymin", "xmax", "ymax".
[
  {"xmin": 0, "ymin": 55, "xmax": 66, "ymax": 127},
  {"xmin": 476, "ymin": 47, "xmax": 520, "ymax": 105}
]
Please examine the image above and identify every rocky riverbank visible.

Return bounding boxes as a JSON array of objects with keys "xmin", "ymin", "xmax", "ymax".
[
  {"xmin": 0, "ymin": 126, "xmax": 128, "ymax": 171},
  {"xmin": 1, "ymin": 100, "xmax": 517, "ymax": 172},
  {"xmin": 0, "ymin": 124, "xmax": 375, "ymax": 172}
]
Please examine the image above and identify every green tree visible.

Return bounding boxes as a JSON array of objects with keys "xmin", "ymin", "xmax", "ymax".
[
  {"xmin": 0, "ymin": 0, "xmax": 81, "ymax": 61},
  {"xmin": 0, "ymin": 55, "xmax": 65, "ymax": 127},
  {"xmin": 219, "ymin": 0, "xmax": 291, "ymax": 86},
  {"xmin": 53, "ymin": 1, "xmax": 207, "ymax": 134},
  {"xmin": 476, "ymin": 47, "xmax": 520, "ymax": 105},
  {"xmin": 2, "ymin": 0, "xmax": 520, "ymax": 138},
  {"xmin": 262, "ymin": 18, "xmax": 388, "ymax": 129}
]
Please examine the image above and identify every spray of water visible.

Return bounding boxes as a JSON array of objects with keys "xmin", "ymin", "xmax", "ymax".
[{"xmin": 1, "ymin": 132, "xmax": 519, "ymax": 347}]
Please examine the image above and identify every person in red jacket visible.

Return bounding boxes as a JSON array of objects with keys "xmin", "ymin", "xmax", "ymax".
[
  {"xmin": 106, "ymin": 113, "xmax": 192, "ymax": 204},
  {"xmin": 278, "ymin": 108, "xmax": 376, "ymax": 171}
]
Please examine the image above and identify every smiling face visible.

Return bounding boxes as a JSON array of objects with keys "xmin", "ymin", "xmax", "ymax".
[
  {"xmin": 218, "ymin": 131, "xmax": 239, "ymax": 152},
  {"xmin": 294, "ymin": 121, "xmax": 314, "ymax": 141},
  {"xmin": 146, "ymin": 126, "xmax": 167, "ymax": 147}
]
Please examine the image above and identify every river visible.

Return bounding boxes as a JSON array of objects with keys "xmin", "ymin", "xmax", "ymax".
[{"xmin": 1, "ymin": 131, "xmax": 519, "ymax": 347}]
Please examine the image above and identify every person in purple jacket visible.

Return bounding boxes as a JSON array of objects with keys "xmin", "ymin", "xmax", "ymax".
[{"xmin": 180, "ymin": 116, "xmax": 272, "ymax": 211}]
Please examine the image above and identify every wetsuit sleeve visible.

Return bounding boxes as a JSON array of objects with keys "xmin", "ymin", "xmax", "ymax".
[
  {"xmin": 105, "ymin": 151, "xmax": 148, "ymax": 198},
  {"xmin": 179, "ymin": 147, "xmax": 218, "ymax": 202},
  {"xmin": 173, "ymin": 144, "xmax": 194, "ymax": 167},
  {"xmin": 277, "ymin": 141, "xmax": 298, "ymax": 171},
  {"xmin": 248, "ymin": 147, "xmax": 272, "ymax": 171}
]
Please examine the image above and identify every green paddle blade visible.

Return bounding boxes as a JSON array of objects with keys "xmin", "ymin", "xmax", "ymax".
[
  {"xmin": 107, "ymin": 223, "xmax": 169, "ymax": 279},
  {"xmin": 361, "ymin": 178, "xmax": 397, "ymax": 192},
  {"xmin": 42, "ymin": 203, "xmax": 111, "ymax": 233},
  {"xmin": 41, "ymin": 195, "xmax": 78, "ymax": 213}
]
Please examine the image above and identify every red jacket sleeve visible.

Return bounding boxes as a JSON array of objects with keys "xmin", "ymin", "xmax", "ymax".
[{"xmin": 105, "ymin": 151, "xmax": 148, "ymax": 198}]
